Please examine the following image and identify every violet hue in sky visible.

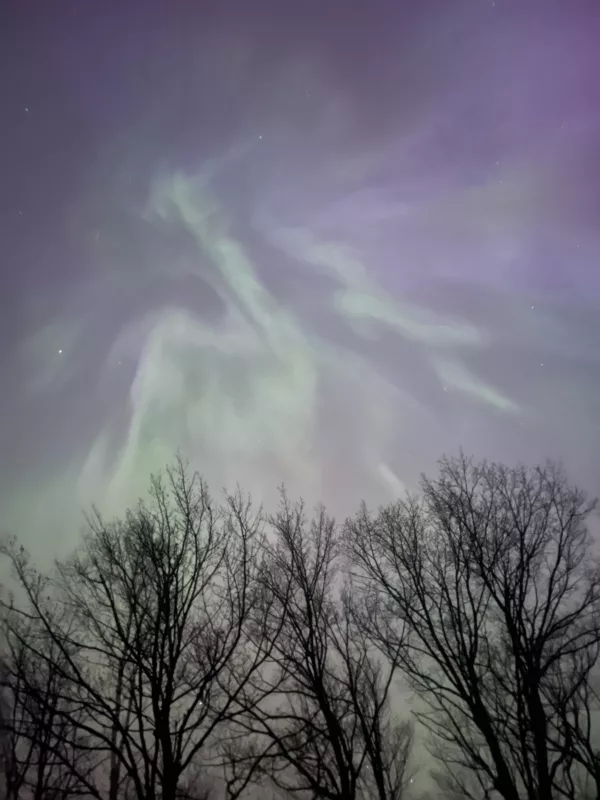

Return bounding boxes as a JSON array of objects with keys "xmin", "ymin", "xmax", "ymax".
[{"xmin": 1, "ymin": 1, "xmax": 599, "ymax": 552}]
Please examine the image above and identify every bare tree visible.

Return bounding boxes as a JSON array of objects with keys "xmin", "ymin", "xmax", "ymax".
[
  {"xmin": 0, "ymin": 657, "xmax": 20, "ymax": 800},
  {"xmin": 227, "ymin": 494, "xmax": 414, "ymax": 800},
  {"xmin": 545, "ymin": 649, "xmax": 600, "ymax": 799},
  {"xmin": 346, "ymin": 454, "xmax": 600, "ymax": 800},
  {"xmin": 0, "ymin": 457, "xmax": 271, "ymax": 800},
  {"xmin": 0, "ymin": 612, "xmax": 95, "ymax": 800}
]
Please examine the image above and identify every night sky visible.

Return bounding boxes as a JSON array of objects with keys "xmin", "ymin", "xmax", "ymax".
[{"xmin": 1, "ymin": 1, "xmax": 599, "ymax": 554}]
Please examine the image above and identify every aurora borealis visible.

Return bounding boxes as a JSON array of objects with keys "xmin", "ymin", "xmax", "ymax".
[{"xmin": 1, "ymin": 1, "xmax": 599, "ymax": 553}]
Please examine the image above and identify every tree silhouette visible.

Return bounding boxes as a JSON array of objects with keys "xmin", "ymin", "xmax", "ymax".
[
  {"xmin": 226, "ymin": 494, "xmax": 414, "ymax": 800},
  {"xmin": 3, "ymin": 452, "xmax": 598, "ymax": 800},
  {"xmin": 346, "ymin": 454, "xmax": 600, "ymax": 800},
  {"xmin": 0, "ymin": 614, "xmax": 95, "ymax": 800},
  {"xmin": 0, "ymin": 457, "xmax": 271, "ymax": 800}
]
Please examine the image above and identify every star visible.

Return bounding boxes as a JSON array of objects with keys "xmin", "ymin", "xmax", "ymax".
[{"xmin": 58, "ymin": 349, "xmax": 63, "ymax": 354}]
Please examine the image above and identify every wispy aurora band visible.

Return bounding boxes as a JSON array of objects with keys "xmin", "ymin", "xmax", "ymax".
[
  {"xmin": 3, "ymin": 3, "xmax": 599, "ymax": 566},
  {"xmin": 78, "ymin": 167, "xmax": 517, "ymax": 515}
]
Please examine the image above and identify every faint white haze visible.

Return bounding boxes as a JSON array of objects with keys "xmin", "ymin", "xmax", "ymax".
[{"xmin": 4, "ymin": 5, "xmax": 599, "ymax": 551}]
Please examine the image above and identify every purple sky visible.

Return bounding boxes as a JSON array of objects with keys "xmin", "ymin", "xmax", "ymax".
[{"xmin": 1, "ymin": 0, "xmax": 599, "ymax": 553}]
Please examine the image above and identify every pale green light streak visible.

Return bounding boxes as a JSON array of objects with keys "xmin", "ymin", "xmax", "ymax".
[
  {"xmin": 431, "ymin": 357, "xmax": 518, "ymax": 413},
  {"xmin": 268, "ymin": 227, "xmax": 484, "ymax": 348},
  {"xmin": 79, "ymin": 169, "xmax": 518, "ymax": 516}
]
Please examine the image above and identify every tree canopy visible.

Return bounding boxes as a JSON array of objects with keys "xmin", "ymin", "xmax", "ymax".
[{"xmin": 1, "ymin": 453, "xmax": 599, "ymax": 800}]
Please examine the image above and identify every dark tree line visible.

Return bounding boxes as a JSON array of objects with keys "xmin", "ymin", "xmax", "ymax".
[
  {"xmin": 346, "ymin": 457, "xmax": 600, "ymax": 800},
  {"xmin": 1, "ymin": 454, "xmax": 599, "ymax": 800}
]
